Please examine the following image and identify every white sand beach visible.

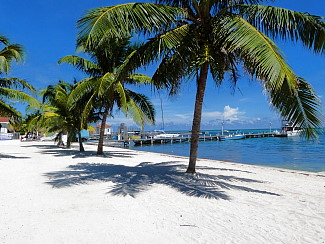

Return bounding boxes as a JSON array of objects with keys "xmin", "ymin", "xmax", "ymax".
[{"xmin": 0, "ymin": 140, "xmax": 324, "ymax": 244}]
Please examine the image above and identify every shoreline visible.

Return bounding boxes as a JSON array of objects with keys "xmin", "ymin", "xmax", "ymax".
[{"xmin": 1, "ymin": 140, "xmax": 324, "ymax": 243}]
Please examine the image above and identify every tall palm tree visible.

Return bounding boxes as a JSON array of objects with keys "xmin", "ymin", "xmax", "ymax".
[
  {"xmin": 0, "ymin": 35, "xmax": 36, "ymax": 117},
  {"xmin": 59, "ymin": 37, "xmax": 155, "ymax": 155},
  {"xmin": 78, "ymin": 0, "xmax": 325, "ymax": 173}
]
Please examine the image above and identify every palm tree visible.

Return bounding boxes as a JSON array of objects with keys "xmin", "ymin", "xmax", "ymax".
[
  {"xmin": 78, "ymin": 0, "xmax": 325, "ymax": 173},
  {"xmin": 59, "ymin": 37, "xmax": 155, "ymax": 155},
  {"xmin": 0, "ymin": 35, "xmax": 36, "ymax": 117},
  {"xmin": 40, "ymin": 81, "xmax": 95, "ymax": 151}
]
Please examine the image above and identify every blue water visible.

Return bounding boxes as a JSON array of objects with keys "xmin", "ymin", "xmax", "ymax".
[{"xmin": 130, "ymin": 130, "xmax": 325, "ymax": 172}]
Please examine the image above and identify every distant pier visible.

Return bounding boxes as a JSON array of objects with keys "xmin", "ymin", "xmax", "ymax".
[{"xmin": 131, "ymin": 131, "xmax": 286, "ymax": 146}]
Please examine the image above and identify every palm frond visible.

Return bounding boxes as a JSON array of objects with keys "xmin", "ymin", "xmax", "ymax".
[
  {"xmin": 0, "ymin": 78, "xmax": 35, "ymax": 94},
  {"xmin": 58, "ymin": 55, "xmax": 101, "ymax": 76},
  {"xmin": 99, "ymin": 73, "xmax": 115, "ymax": 97},
  {"xmin": 0, "ymin": 99, "xmax": 20, "ymax": 117},
  {"xmin": 0, "ymin": 42, "xmax": 24, "ymax": 74},
  {"xmin": 67, "ymin": 77, "xmax": 98, "ymax": 107},
  {"xmin": 114, "ymin": 82, "xmax": 128, "ymax": 111},
  {"xmin": 217, "ymin": 14, "xmax": 297, "ymax": 91},
  {"xmin": 269, "ymin": 77, "xmax": 322, "ymax": 139},
  {"xmin": 126, "ymin": 89, "xmax": 156, "ymax": 126},
  {"xmin": 0, "ymin": 87, "xmax": 40, "ymax": 108},
  {"xmin": 126, "ymin": 73, "xmax": 153, "ymax": 85},
  {"xmin": 78, "ymin": 3, "xmax": 184, "ymax": 45},
  {"xmin": 238, "ymin": 5, "xmax": 325, "ymax": 54}
]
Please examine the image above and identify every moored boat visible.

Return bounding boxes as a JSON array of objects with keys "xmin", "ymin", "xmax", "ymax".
[
  {"xmin": 220, "ymin": 133, "xmax": 245, "ymax": 141},
  {"xmin": 153, "ymin": 130, "xmax": 180, "ymax": 139},
  {"xmin": 281, "ymin": 121, "xmax": 301, "ymax": 137}
]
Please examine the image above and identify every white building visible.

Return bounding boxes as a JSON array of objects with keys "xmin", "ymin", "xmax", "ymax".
[
  {"xmin": 0, "ymin": 117, "xmax": 10, "ymax": 133},
  {"xmin": 95, "ymin": 124, "xmax": 112, "ymax": 135}
]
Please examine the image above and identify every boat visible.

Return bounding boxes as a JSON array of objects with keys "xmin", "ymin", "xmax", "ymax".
[
  {"xmin": 219, "ymin": 121, "xmax": 245, "ymax": 141},
  {"xmin": 152, "ymin": 130, "xmax": 180, "ymax": 139},
  {"xmin": 220, "ymin": 133, "xmax": 245, "ymax": 141},
  {"xmin": 281, "ymin": 121, "xmax": 301, "ymax": 137}
]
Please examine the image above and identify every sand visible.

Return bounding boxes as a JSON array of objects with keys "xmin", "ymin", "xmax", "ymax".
[{"xmin": 0, "ymin": 140, "xmax": 324, "ymax": 244}]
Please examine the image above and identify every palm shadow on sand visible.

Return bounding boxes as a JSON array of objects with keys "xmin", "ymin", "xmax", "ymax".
[
  {"xmin": 21, "ymin": 144, "xmax": 137, "ymax": 158},
  {"xmin": 0, "ymin": 153, "xmax": 30, "ymax": 159},
  {"xmin": 45, "ymin": 161, "xmax": 280, "ymax": 200}
]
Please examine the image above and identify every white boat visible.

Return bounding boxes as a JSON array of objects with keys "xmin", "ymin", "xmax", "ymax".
[
  {"xmin": 281, "ymin": 121, "xmax": 301, "ymax": 137},
  {"xmin": 153, "ymin": 130, "xmax": 180, "ymax": 139},
  {"xmin": 220, "ymin": 133, "xmax": 245, "ymax": 141},
  {"xmin": 220, "ymin": 121, "xmax": 245, "ymax": 140}
]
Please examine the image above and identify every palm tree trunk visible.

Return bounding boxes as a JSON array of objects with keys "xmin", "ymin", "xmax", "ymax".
[
  {"xmin": 97, "ymin": 105, "xmax": 110, "ymax": 155},
  {"xmin": 58, "ymin": 132, "xmax": 64, "ymax": 146},
  {"xmin": 186, "ymin": 63, "xmax": 209, "ymax": 173},
  {"xmin": 78, "ymin": 131, "xmax": 85, "ymax": 152},
  {"xmin": 66, "ymin": 132, "xmax": 71, "ymax": 148}
]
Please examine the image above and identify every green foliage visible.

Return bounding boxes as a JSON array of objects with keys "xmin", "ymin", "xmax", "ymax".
[
  {"xmin": 60, "ymin": 37, "xmax": 156, "ymax": 129},
  {"xmin": 38, "ymin": 81, "xmax": 93, "ymax": 149},
  {"xmin": 0, "ymin": 36, "xmax": 36, "ymax": 118}
]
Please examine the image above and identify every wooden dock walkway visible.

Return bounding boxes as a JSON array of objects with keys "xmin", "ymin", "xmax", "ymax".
[
  {"xmin": 86, "ymin": 132, "xmax": 286, "ymax": 147},
  {"xmin": 131, "ymin": 131, "xmax": 285, "ymax": 146}
]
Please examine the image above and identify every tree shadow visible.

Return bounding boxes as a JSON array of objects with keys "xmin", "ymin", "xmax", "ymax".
[
  {"xmin": 21, "ymin": 144, "xmax": 136, "ymax": 158},
  {"xmin": 45, "ymin": 161, "xmax": 280, "ymax": 200},
  {"xmin": 0, "ymin": 153, "xmax": 30, "ymax": 159}
]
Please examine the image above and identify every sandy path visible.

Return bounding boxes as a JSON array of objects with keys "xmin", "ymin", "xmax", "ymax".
[{"xmin": 0, "ymin": 140, "xmax": 324, "ymax": 243}]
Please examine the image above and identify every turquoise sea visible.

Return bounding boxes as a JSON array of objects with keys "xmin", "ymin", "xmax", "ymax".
[{"xmin": 130, "ymin": 129, "xmax": 325, "ymax": 172}]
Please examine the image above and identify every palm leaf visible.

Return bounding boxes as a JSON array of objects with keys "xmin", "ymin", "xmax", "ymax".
[
  {"xmin": 125, "ymin": 89, "xmax": 156, "ymax": 126},
  {"xmin": 0, "ymin": 87, "xmax": 40, "ymax": 108},
  {"xmin": 216, "ymin": 13, "xmax": 297, "ymax": 91},
  {"xmin": 78, "ymin": 3, "xmax": 184, "ymax": 44},
  {"xmin": 0, "ymin": 78, "xmax": 35, "ymax": 92},
  {"xmin": 237, "ymin": 5, "xmax": 325, "ymax": 54},
  {"xmin": 58, "ymin": 55, "xmax": 101, "ymax": 76},
  {"xmin": 0, "ymin": 99, "xmax": 20, "ymax": 117},
  {"xmin": 268, "ymin": 77, "xmax": 322, "ymax": 139}
]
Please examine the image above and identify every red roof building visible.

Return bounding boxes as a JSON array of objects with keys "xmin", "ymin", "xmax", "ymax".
[
  {"xmin": 0, "ymin": 117, "xmax": 10, "ymax": 123},
  {"xmin": 95, "ymin": 124, "xmax": 112, "ymax": 135}
]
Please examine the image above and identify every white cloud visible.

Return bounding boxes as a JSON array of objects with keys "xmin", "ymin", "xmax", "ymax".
[
  {"xmin": 202, "ymin": 111, "xmax": 223, "ymax": 118},
  {"xmin": 202, "ymin": 105, "xmax": 245, "ymax": 122}
]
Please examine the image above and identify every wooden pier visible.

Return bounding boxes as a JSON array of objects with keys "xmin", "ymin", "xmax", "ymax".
[
  {"xmin": 86, "ymin": 131, "xmax": 287, "ymax": 147},
  {"xmin": 132, "ymin": 135, "xmax": 219, "ymax": 146},
  {"xmin": 131, "ymin": 131, "xmax": 286, "ymax": 146}
]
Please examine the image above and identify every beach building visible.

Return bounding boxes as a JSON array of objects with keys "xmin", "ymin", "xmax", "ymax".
[
  {"xmin": 0, "ymin": 117, "xmax": 10, "ymax": 133},
  {"xmin": 95, "ymin": 124, "xmax": 112, "ymax": 135}
]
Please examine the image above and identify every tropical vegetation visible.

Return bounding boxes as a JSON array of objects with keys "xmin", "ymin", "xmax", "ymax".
[
  {"xmin": 59, "ymin": 37, "xmax": 156, "ymax": 154},
  {"xmin": 38, "ymin": 80, "xmax": 97, "ymax": 151},
  {"xmin": 0, "ymin": 35, "xmax": 36, "ymax": 118},
  {"xmin": 77, "ymin": 0, "xmax": 325, "ymax": 173}
]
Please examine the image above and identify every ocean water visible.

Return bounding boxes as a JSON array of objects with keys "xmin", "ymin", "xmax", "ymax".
[{"xmin": 130, "ymin": 130, "xmax": 325, "ymax": 172}]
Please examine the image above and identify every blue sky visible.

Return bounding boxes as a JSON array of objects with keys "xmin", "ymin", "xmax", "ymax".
[{"xmin": 1, "ymin": 0, "xmax": 324, "ymax": 131}]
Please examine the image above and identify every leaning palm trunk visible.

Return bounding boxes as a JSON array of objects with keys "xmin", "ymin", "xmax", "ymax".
[
  {"xmin": 187, "ymin": 63, "xmax": 209, "ymax": 173},
  {"xmin": 97, "ymin": 105, "xmax": 110, "ymax": 155},
  {"xmin": 78, "ymin": 131, "xmax": 85, "ymax": 152}
]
